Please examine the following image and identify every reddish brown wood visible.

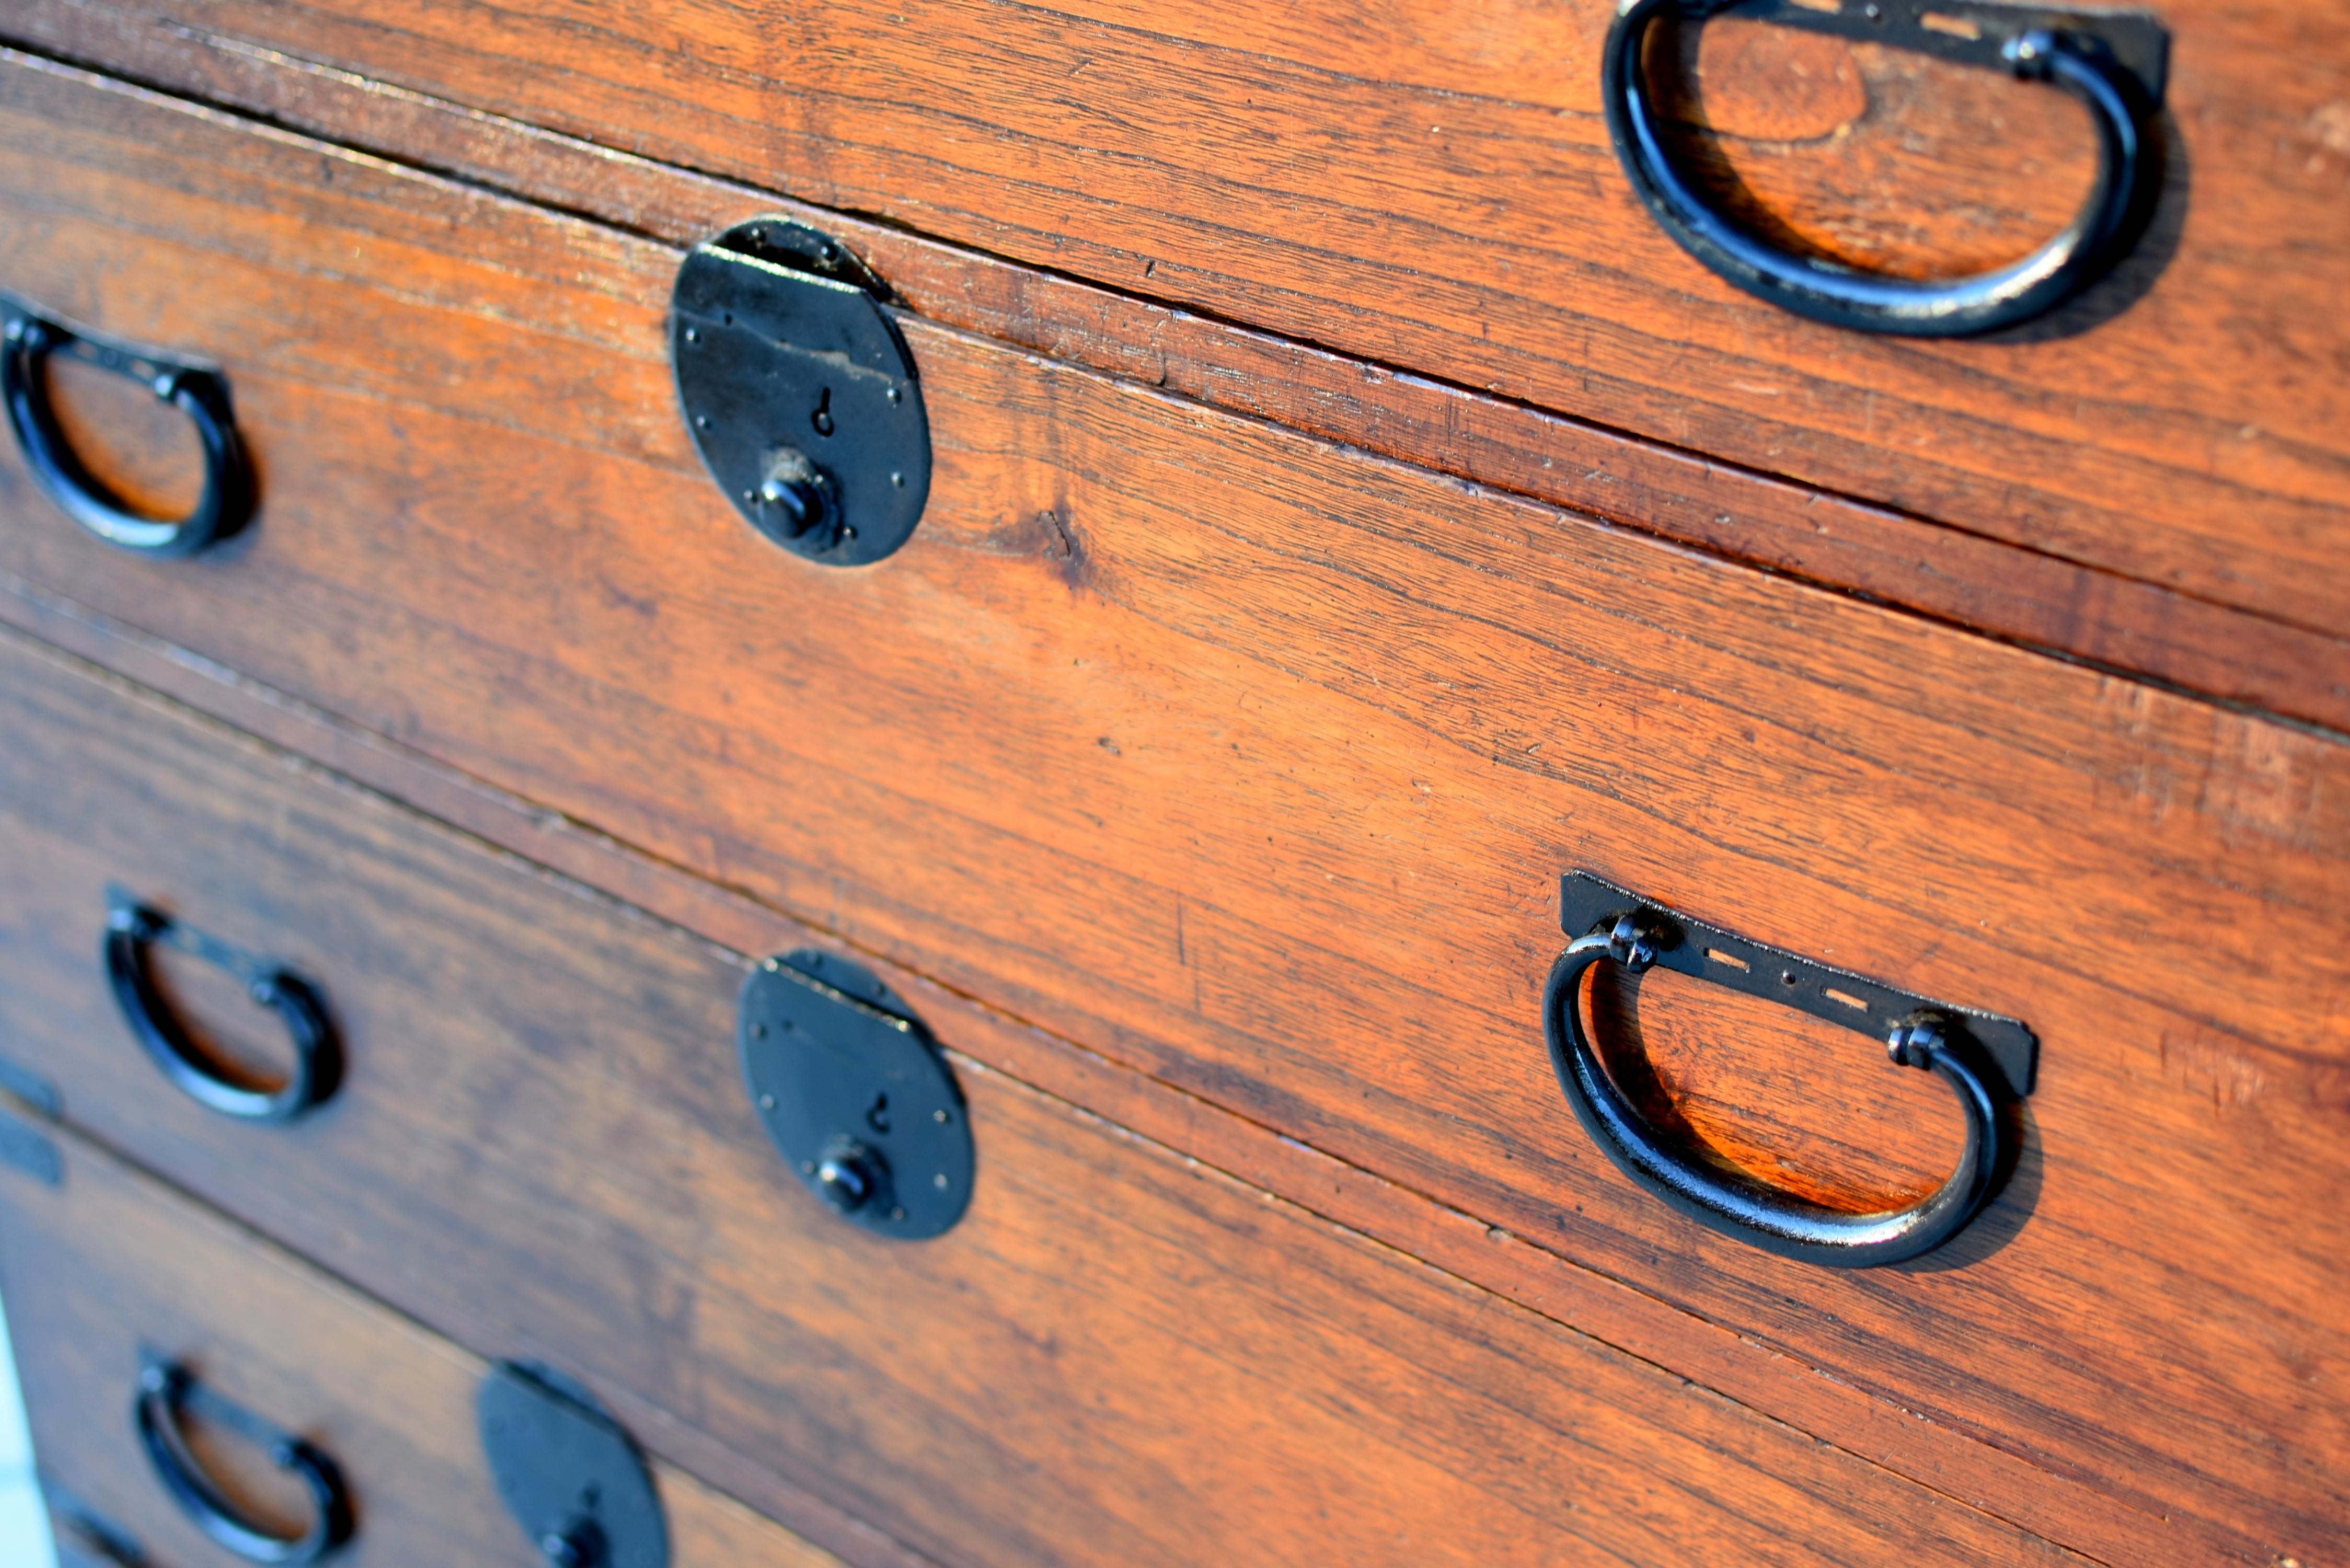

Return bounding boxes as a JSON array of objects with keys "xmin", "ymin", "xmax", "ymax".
[
  {"xmin": 0, "ymin": 591, "xmax": 2228, "ymax": 1566},
  {"xmin": 7, "ymin": 4, "xmax": 2344, "ymax": 734},
  {"xmin": 41, "ymin": 353, "xmax": 204, "ymax": 517},
  {"xmin": 0, "ymin": 638, "xmax": 2089, "ymax": 1568},
  {"xmin": 0, "ymin": 53, "xmax": 2343, "ymax": 1563},
  {"xmin": 0, "ymin": 70, "xmax": 2331, "ymax": 1568},
  {"xmin": 1586, "ymin": 965, "xmax": 1966, "ymax": 1213},
  {"xmin": 4, "ymin": 43, "xmax": 2350, "ymax": 1561},
  {"xmin": 0, "ymin": 1121, "xmax": 849, "ymax": 1568},
  {"xmin": 4, "ymin": 0, "xmax": 2345, "ymax": 645}
]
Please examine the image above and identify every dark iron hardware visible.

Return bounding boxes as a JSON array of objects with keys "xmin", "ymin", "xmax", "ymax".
[
  {"xmin": 1602, "ymin": 0, "xmax": 2169, "ymax": 335},
  {"xmin": 671, "ymin": 218, "xmax": 930, "ymax": 566},
  {"xmin": 1542, "ymin": 871, "xmax": 2035, "ymax": 1267},
  {"xmin": 480, "ymin": 1362, "xmax": 668, "ymax": 1568},
  {"xmin": 105, "ymin": 886, "xmax": 339, "ymax": 1123},
  {"xmin": 739, "ymin": 949, "xmax": 973, "ymax": 1238},
  {"xmin": 0, "ymin": 1051, "xmax": 61, "ymax": 1120},
  {"xmin": 2, "ymin": 295, "xmax": 253, "ymax": 555},
  {"xmin": 52, "ymin": 1496, "xmax": 149, "ymax": 1567},
  {"xmin": 0, "ymin": 1108, "xmax": 61, "ymax": 1187},
  {"xmin": 134, "ymin": 1358, "xmax": 354, "ymax": 1564}
]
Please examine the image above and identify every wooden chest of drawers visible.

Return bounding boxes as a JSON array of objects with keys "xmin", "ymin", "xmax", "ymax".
[{"xmin": 0, "ymin": 2, "xmax": 2341, "ymax": 1563}]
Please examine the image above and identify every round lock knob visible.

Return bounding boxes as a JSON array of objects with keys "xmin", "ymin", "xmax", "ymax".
[
  {"xmin": 815, "ymin": 1143, "xmax": 882, "ymax": 1214},
  {"xmin": 751, "ymin": 447, "xmax": 840, "ymax": 548},
  {"xmin": 538, "ymin": 1519, "xmax": 605, "ymax": 1567},
  {"xmin": 755, "ymin": 448, "xmax": 830, "ymax": 530}
]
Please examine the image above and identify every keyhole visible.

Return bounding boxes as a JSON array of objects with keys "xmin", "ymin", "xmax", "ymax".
[
  {"xmin": 812, "ymin": 387, "xmax": 835, "ymax": 437},
  {"xmin": 867, "ymin": 1092, "xmax": 891, "ymax": 1134}
]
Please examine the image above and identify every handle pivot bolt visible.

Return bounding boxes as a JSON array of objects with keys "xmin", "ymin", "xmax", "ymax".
[
  {"xmin": 1605, "ymin": 913, "xmax": 1661, "ymax": 972},
  {"xmin": 1886, "ymin": 1014, "xmax": 1949, "ymax": 1070}
]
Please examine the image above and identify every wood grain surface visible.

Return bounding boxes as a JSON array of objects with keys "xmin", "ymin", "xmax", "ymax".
[
  {"xmin": 3, "ymin": 0, "xmax": 2344, "ymax": 647},
  {"xmin": 9, "ymin": 2, "xmax": 2345, "ymax": 739},
  {"xmin": 0, "ymin": 593, "xmax": 2229, "ymax": 1568},
  {"xmin": 0, "ymin": 639, "xmax": 2090, "ymax": 1568},
  {"xmin": 0, "ymin": 52, "xmax": 2344, "ymax": 1562},
  {"xmin": 0, "ymin": 62, "xmax": 2344, "ymax": 1562},
  {"xmin": 0, "ymin": 1122, "xmax": 847, "ymax": 1568}
]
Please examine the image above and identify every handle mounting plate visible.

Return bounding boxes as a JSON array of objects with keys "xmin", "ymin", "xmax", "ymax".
[
  {"xmin": 1560, "ymin": 871, "xmax": 2036, "ymax": 1097},
  {"xmin": 1718, "ymin": 0, "xmax": 2168, "ymax": 105}
]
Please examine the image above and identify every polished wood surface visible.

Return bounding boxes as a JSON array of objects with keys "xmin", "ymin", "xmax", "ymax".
[
  {"xmin": 10, "ymin": 1, "xmax": 2345, "ymax": 738},
  {"xmin": 0, "ymin": 1117, "xmax": 846, "ymax": 1568},
  {"xmin": 0, "ymin": 50, "xmax": 2345, "ymax": 1561},
  {"xmin": 0, "ymin": 590, "xmax": 2214, "ymax": 1568},
  {"xmin": 0, "ymin": 56, "xmax": 2343, "ymax": 1559},
  {"xmin": 0, "ymin": 635, "xmax": 2081, "ymax": 1568},
  {"xmin": 5, "ymin": 0, "xmax": 2345, "ymax": 644}
]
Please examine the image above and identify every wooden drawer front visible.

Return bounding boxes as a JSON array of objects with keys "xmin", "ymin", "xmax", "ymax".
[
  {"xmin": 0, "ymin": 1118, "xmax": 843, "ymax": 1568},
  {"xmin": 0, "ymin": 55, "xmax": 2344, "ymax": 1563},
  {"xmin": 0, "ymin": 633, "xmax": 2063, "ymax": 1567},
  {"xmin": 8, "ymin": 0, "xmax": 2348, "ymax": 639}
]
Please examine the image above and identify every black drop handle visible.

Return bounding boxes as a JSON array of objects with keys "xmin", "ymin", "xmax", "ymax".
[
  {"xmin": 2, "ymin": 296, "xmax": 253, "ymax": 556},
  {"xmin": 1600, "ymin": 0, "xmax": 2169, "ymax": 336},
  {"xmin": 134, "ymin": 1360, "xmax": 355, "ymax": 1564},
  {"xmin": 105, "ymin": 886, "xmax": 340, "ymax": 1123},
  {"xmin": 1541, "ymin": 874, "xmax": 2035, "ymax": 1267}
]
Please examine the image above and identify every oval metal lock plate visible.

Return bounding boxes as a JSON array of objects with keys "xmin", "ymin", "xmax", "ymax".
[
  {"xmin": 479, "ymin": 1362, "xmax": 668, "ymax": 1568},
  {"xmin": 671, "ymin": 217, "xmax": 931, "ymax": 566},
  {"xmin": 739, "ymin": 949, "xmax": 973, "ymax": 1238}
]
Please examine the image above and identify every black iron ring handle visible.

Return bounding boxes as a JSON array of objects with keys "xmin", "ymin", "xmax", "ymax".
[
  {"xmin": 1543, "ymin": 908, "xmax": 2011, "ymax": 1267},
  {"xmin": 2, "ymin": 298, "xmax": 252, "ymax": 556},
  {"xmin": 1602, "ymin": 0, "xmax": 2165, "ymax": 336},
  {"xmin": 105, "ymin": 890, "xmax": 338, "ymax": 1123},
  {"xmin": 135, "ymin": 1361, "xmax": 354, "ymax": 1564}
]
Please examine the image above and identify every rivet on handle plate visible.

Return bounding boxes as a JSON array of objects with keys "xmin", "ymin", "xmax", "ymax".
[
  {"xmin": 1542, "ymin": 871, "xmax": 2036, "ymax": 1267},
  {"xmin": 1601, "ymin": 0, "xmax": 2170, "ymax": 336},
  {"xmin": 2, "ymin": 294, "xmax": 254, "ymax": 555}
]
